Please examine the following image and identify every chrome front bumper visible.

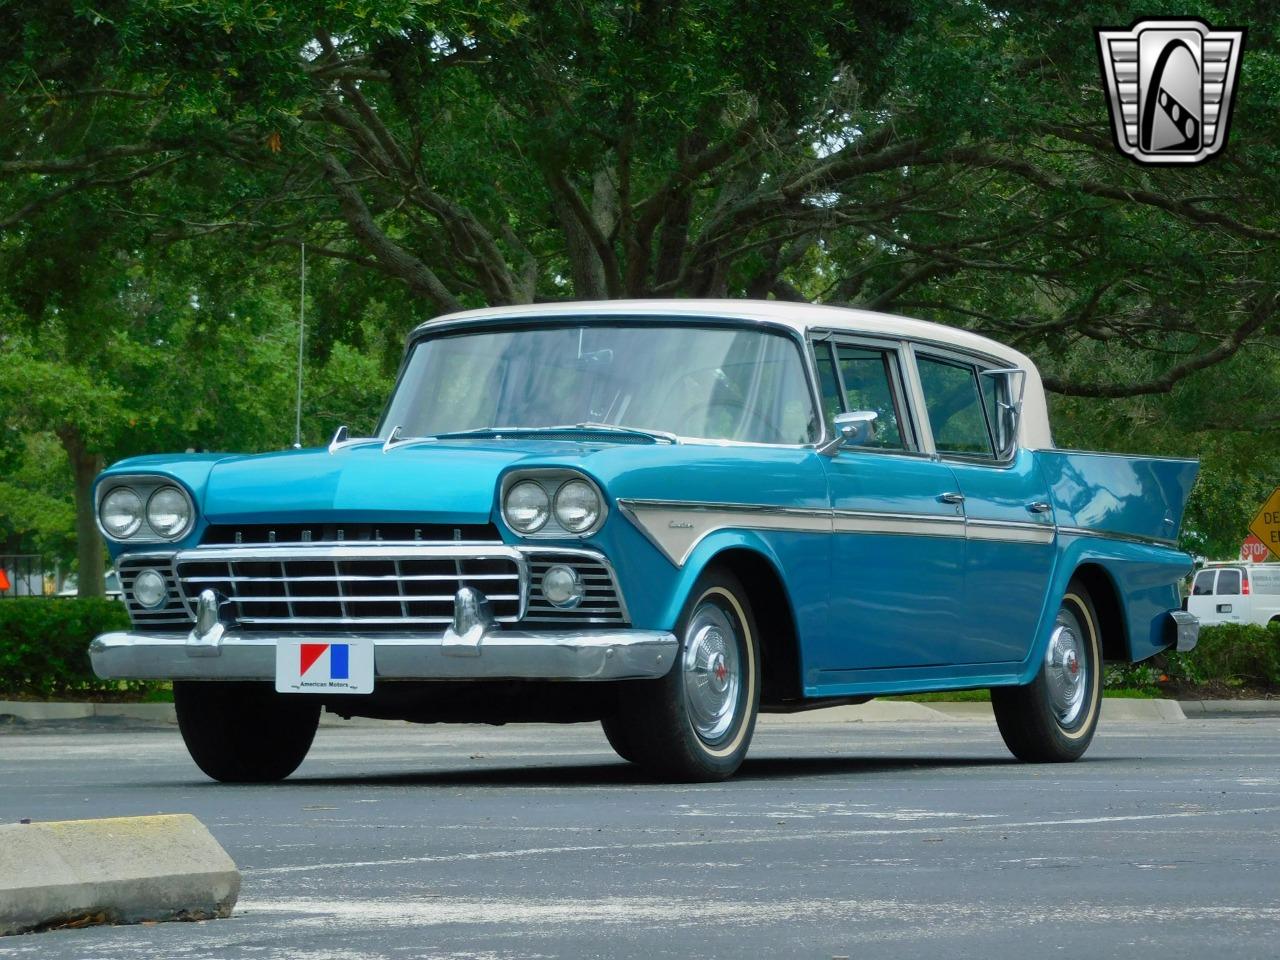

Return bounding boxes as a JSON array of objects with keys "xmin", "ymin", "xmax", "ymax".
[{"xmin": 90, "ymin": 627, "xmax": 678, "ymax": 682}]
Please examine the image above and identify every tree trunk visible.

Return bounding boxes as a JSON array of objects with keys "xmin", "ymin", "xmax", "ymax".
[{"xmin": 59, "ymin": 428, "xmax": 106, "ymax": 598}]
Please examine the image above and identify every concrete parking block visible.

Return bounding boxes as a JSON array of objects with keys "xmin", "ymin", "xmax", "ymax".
[
  {"xmin": 0, "ymin": 814, "xmax": 239, "ymax": 936},
  {"xmin": 0, "ymin": 702, "xmax": 94, "ymax": 721}
]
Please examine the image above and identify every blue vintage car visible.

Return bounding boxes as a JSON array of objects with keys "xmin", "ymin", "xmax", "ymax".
[{"xmin": 90, "ymin": 301, "xmax": 1200, "ymax": 782}]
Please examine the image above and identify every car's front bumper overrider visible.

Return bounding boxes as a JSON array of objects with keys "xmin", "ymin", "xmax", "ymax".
[{"xmin": 90, "ymin": 626, "xmax": 677, "ymax": 682}]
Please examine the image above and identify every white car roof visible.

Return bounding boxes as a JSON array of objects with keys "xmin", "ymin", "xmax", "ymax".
[{"xmin": 414, "ymin": 299, "xmax": 1053, "ymax": 449}]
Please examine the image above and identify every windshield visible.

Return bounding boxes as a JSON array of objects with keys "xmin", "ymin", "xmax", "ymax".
[{"xmin": 380, "ymin": 321, "xmax": 819, "ymax": 445}]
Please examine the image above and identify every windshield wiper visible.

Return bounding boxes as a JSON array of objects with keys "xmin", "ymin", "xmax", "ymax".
[{"xmin": 431, "ymin": 423, "xmax": 678, "ymax": 444}]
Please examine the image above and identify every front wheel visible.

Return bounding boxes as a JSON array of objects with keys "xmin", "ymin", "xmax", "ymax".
[
  {"xmin": 614, "ymin": 568, "xmax": 761, "ymax": 782},
  {"xmin": 174, "ymin": 681, "xmax": 321, "ymax": 783},
  {"xmin": 992, "ymin": 582, "xmax": 1103, "ymax": 763}
]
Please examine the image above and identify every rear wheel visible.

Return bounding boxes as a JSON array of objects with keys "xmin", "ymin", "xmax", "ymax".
[
  {"xmin": 614, "ymin": 568, "xmax": 760, "ymax": 782},
  {"xmin": 174, "ymin": 681, "xmax": 320, "ymax": 783},
  {"xmin": 992, "ymin": 582, "xmax": 1102, "ymax": 763}
]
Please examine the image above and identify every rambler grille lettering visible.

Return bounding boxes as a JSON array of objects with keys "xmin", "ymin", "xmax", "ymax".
[
  {"xmin": 175, "ymin": 546, "xmax": 522, "ymax": 630},
  {"xmin": 201, "ymin": 522, "xmax": 502, "ymax": 546}
]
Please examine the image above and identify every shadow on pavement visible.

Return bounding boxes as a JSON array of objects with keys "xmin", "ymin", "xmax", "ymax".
[{"xmin": 162, "ymin": 753, "xmax": 1036, "ymax": 789}]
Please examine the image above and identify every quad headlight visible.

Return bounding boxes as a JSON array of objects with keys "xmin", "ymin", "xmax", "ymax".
[
  {"xmin": 504, "ymin": 480, "xmax": 551, "ymax": 534},
  {"xmin": 100, "ymin": 487, "xmax": 144, "ymax": 539},
  {"xmin": 97, "ymin": 478, "xmax": 195, "ymax": 541},
  {"xmin": 146, "ymin": 486, "xmax": 194, "ymax": 539},
  {"xmin": 501, "ymin": 472, "xmax": 606, "ymax": 537},
  {"xmin": 554, "ymin": 479, "xmax": 602, "ymax": 534}
]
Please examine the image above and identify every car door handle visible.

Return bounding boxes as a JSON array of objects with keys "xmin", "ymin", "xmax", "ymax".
[
  {"xmin": 1027, "ymin": 501, "xmax": 1052, "ymax": 514},
  {"xmin": 938, "ymin": 492, "xmax": 965, "ymax": 504}
]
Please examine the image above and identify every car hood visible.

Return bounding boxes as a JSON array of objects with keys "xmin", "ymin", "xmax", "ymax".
[
  {"xmin": 104, "ymin": 436, "xmax": 827, "ymax": 538},
  {"xmin": 201, "ymin": 440, "xmax": 584, "ymax": 525}
]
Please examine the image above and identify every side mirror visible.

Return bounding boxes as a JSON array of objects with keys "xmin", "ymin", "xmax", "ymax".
[{"xmin": 820, "ymin": 410, "xmax": 878, "ymax": 456}]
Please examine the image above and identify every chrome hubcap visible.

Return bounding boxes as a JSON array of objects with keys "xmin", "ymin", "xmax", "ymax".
[
  {"xmin": 1045, "ymin": 612, "xmax": 1088, "ymax": 727},
  {"xmin": 682, "ymin": 601, "xmax": 741, "ymax": 743}
]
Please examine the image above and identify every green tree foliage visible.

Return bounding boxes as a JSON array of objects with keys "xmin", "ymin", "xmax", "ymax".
[{"xmin": 2, "ymin": 0, "xmax": 1279, "ymax": 569}]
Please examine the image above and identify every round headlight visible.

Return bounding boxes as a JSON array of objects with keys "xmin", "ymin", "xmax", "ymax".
[
  {"xmin": 133, "ymin": 568, "xmax": 167, "ymax": 609},
  {"xmin": 542, "ymin": 564, "xmax": 584, "ymax": 608},
  {"xmin": 554, "ymin": 479, "xmax": 602, "ymax": 533},
  {"xmin": 147, "ymin": 486, "xmax": 192, "ymax": 539},
  {"xmin": 504, "ymin": 481, "xmax": 550, "ymax": 534},
  {"xmin": 100, "ymin": 488, "xmax": 144, "ymax": 539}
]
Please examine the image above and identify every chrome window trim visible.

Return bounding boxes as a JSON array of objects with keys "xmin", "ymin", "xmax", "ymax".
[
  {"xmin": 810, "ymin": 333, "xmax": 921, "ymax": 455},
  {"xmin": 95, "ymin": 474, "xmax": 197, "ymax": 544},
  {"xmin": 905, "ymin": 342, "xmax": 1023, "ymax": 469}
]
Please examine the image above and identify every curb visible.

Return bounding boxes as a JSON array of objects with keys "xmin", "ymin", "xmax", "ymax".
[
  {"xmin": 0, "ymin": 700, "xmax": 395, "ymax": 727},
  {"xmin": 1178, "ymin": 699, "xmax": 1280, "ymax": 718},
  {"xmin": 0, "ymin": 814, "xmax": 239, "ymax": 936},
  {"xmin": 0, "ymin": 701, "xmax": 175, "ymax": 723}
]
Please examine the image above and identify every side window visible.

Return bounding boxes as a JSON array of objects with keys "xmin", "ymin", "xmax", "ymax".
[
  {"xmin": 1217, "ymin": 569, "xmax": 1241, "ymax": 595},
  {"xmin": 1191, "ymin": 571, "xmax": 1216, "ymax": 595},
  {"xmin": 916, "ymin": 355, "xmax": 995, "ymax": 458},
  {"xmin": 835, "ymin": 346, "xmax": 906, "ymax": 449}
]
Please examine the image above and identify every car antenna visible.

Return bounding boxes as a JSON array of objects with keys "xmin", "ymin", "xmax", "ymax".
[{"xmin": 292, "ymin": 241, "xmax": 306, "ymax": 449}]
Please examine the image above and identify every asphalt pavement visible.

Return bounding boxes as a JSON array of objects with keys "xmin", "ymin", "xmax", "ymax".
[{"xmin": 1, "ymin": 713, "xmax": 1279, "ymax": 959}]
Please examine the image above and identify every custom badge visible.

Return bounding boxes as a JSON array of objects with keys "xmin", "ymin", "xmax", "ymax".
[{"xmin": 1095, "ymin": 18, "xmax": 1245, "ymax": 165}]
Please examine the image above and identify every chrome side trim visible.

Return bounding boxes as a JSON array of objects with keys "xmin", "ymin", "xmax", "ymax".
[
  {"xmin": 619, "ymin": 497, "xmax": 1068, "ymax": 566},
  {"xmin": 833, "ymin": 510, "xmax": 966, "ymax": 539},
  {"xmin": 90, "ymin": 627, "xmax": 678, "ymax": 682},
  {"xmin": 617, "ymin": 499, "xmax": 833, "ymax": 566},
  {"xmin": 966, "ymin": 518, "xmax": 1056, "ymax": 545},
  {"xmin": 1057, "ymin": 525, "xmax": 1179, "ymax": 549}
]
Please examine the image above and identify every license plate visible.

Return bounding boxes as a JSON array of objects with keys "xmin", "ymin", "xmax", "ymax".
[{"xmin": 275, "ymin": 640, "xmax": 375, "ymax": 694}]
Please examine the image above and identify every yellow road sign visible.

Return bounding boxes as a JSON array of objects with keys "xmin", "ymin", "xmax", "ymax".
[{"xmin": 1247, "ymin": 487, "xmax": 1280, "ymax": 560}]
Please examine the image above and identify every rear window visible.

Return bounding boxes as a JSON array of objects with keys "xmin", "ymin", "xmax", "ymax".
[
  {"xmin": 1217, "ymin": 569, "xmax": 1242, "ymax": 595},
  {"xmin": 1192, "ymin": 571, "xmax": 1215, "ymax": 595}
]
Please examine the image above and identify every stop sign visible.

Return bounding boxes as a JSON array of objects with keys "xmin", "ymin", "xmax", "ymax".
[{"xmin": 1241, "ymin": 533, "xmax": 1271, "ymax": 563}]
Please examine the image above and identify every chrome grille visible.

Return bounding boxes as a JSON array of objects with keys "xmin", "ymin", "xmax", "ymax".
[
  {"xmin": 175, "ymin": 544, "xmax": 523, "ymax": 629},
  {"xmin": 524, "ymin": 552, "xmax": 628, "ymax": 625},
  {"xmin": 117, "ymin": 555, "xmax": 192, "ymax": 629}
]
